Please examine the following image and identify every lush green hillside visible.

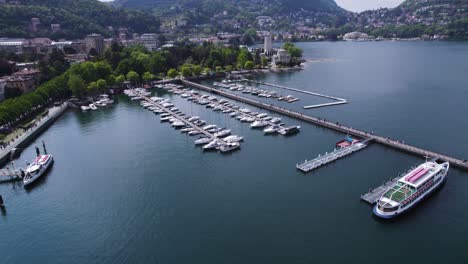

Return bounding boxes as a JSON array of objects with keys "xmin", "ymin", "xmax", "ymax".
[{"xmin": 0, "ymin": 0, "xmax": 160, "ymax": 39}]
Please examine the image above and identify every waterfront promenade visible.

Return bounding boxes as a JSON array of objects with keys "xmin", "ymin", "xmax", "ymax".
[
  {"xmin": 182, "ymin": 80, "xmax": 468, "ymax": 171},
  {"xmin": 0, "ymin": 102, "xmax": 69, "ymax": 166}
]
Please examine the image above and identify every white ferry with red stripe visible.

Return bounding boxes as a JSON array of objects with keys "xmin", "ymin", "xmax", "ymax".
[
  {"xmin": 23, "ymin": 154, "xmax": 54, "ymax": 187},
  {"xmin": 374, "ymin": 161, "xmax": 449, "ymax": 218}
]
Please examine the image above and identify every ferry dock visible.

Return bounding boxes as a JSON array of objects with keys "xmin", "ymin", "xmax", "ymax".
[
  {"xmin": 182, "ymin": 80, "xmax": 468, "ymax": 171},
  {"xmin": 296, "ymin": 139, "xmax": 372, "ymax": 173}
]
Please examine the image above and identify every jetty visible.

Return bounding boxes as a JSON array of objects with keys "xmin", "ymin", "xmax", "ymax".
[
  {"xmin": 239, "ymin": 79, "xmax": 348, "ymax": 109},
  {"xmin": 360, "ymin": 177, "xmax": 402, "ymax": 205},
  {"xmin": 296, "ymin": 140, "xmax": 371, "ymax": 173},
  {"xmin": 0, "ymin": 102, "xmax": 69, "ymax": 167},
  {"xmin": 182, "ymin": 80, "xmax": 468, "ymax": 171}
]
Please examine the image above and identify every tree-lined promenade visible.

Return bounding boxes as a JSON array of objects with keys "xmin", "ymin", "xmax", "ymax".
[{"xmin": 0, "ymin": 42, "xmax": 303, "ymax": 127}]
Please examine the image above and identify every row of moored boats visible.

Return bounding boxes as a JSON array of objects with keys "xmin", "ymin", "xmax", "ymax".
[
  {"xmin": 161, "ymin": 84, "xmax": 301, "ymax": 136},
  {"xmin": 80, "ymin": 94, "xmax": 114, "ymax": 111},
  {"xmin": 213, "ymin": 80, "xmax": 300, "ymax": 103},
  {"xmin": 126, "ymin": 89, "xmax": 243, "ymax": 153}
]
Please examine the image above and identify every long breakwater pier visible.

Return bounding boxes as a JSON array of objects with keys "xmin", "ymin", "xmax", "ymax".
[
  {"xmin": 239, "ymin": 79, "xmax": 348, "ymax": 109},
  {"xmin": 182, "ymin": 80, "xmax": 468, "ymax": 171}
]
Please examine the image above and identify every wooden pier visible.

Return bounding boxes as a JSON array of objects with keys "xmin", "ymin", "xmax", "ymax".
[
  {"xmin": 297, "ymin": 140, "xmax": 370, "ymax": 173},
  {"xmin": 182, "ymin": 80, "xmax": 468, "ymax": 171}
]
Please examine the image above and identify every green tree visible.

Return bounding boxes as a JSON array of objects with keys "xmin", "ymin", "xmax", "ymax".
[
  {"xmin": 87, "ymin": 81, "xmax": 98, "ymax": 94},
  {"xmin": 215, "ymin": 66, "xmax": 223, "ymax": 72},
  {"xmin": 68, "ymin": 74, "xmax": 86, "ymax": 97},
  {"xmin": 142, "ymin": 72, "xmax": 154, "ymax": 83},
  {"xmin": 96, "ymin": 79, "xmax": 107, "ymax": 92},
  {"xmin": 180, "ymin": 67, "xmax": 191, "ymax": 77},
  {"xmin": 115, "ymin": 75, "xmax": 125, "ymax": 87},
  {"xmin": 244, "ymin": 61, "xmax": 254, "ymax": 70},
  {"xmin": 225, "ymin": 65, "xmax": 233, "ymax": 72},
  {"xmin": 167, "ymin": 69, "xmax": 178, "ymax": 78},
  {"xmin": 126, "ymin": 71, "xmax": 140, "ymax": 85},
  {"xmin": 261, "ymin": 55, "xmax": 268, "ymax": 68},
  {"xmin": 193, "ymin": 65, "xmax": 202, "ymax": 76}
]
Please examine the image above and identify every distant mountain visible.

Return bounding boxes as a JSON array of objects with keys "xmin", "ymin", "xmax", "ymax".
[
  {"xmin": 114, "ymin": 0, "xmax": 344, "ymax": 13},
  {"xmin": 0, "ymin": 0, "xmax": 160, "ymax": 39}
]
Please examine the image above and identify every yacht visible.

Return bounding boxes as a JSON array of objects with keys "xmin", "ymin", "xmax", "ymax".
[
  {"xmin": 278, "ymin": 126, "xmax": 301, "ymax": 135},
  {"xmin": 271, "ymin": 117, "xmax": 282, "ymax": 123},
  {"xmin": 214, "ymin": 129, "xmax": 231, "ymax": 138},
  {"xmin": 171, "ymin": 120, "xmax": 185, "ymax": 128},
  {"xmin": 202, "ymin": 140, "xmax": 221, "ymax": 150},
  {"xmin": 81, "ymin": 106, "xmax": 90, "ymax": 111},
  {"xmin": 223, "ymin": 135, "xmax": 244, "ymax": 143},
  {"xmin": 88, "ymin": 104, "xmax": 97, "ymax": 110},
  {"xmin": 23, "ymin": 154, "xmax": 54, "ymax": 187},
  {"xmin": 195, "ymin": 137, "xmax": 212, "ymax": 145},
  {"xmin": 251, "ymin": 120, "xmax": 268, "ymax": 128},
  {"xmin": 264, "ymin": 125, "xmax": 281, "ymax": 134},
  {"xmin": 188, "ymin": 130, "xmax": 201, "ymax": 136},
  {"xmin": 160, "ymin": 116, "xmax": 171, "ymax": 122},
  {"xmin": 203, "ymin": 125, "xmax": 217, "ymax": 130},
  {"xmin": 219, "ymin": 142, "xmax": 240, "ymax": 153},
  {"xmin": 374, "ymin": 161, "xmax": 449, "ymax": 219}
]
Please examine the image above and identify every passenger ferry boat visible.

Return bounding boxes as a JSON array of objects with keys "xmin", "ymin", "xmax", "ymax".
[
  {"xmin": 374, "ymin": 161, "xmax": 449, "ymax": 218},
  {"xmin": 23, "ymin": 154, "xmax": 54, "ymax": 187}
]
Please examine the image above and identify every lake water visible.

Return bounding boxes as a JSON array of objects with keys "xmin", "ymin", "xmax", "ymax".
[{"xmin": 1, "ymin": 41, "xmax": 468, "ymax": 264}]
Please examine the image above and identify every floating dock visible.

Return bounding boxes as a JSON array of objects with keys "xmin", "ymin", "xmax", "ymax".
[
  {"xmin": 296, "ymin": 140, "xmax": 370, "ymax": 173},
  {"xmin": 182, "ymin": 80, "xmax": 468, "ymax": 171},
  {"xmin": 0, "ymin": 167, "xmax": 23, "ymax": 184},
  {"xmin": 239, "ymin": 79, "xmax": 348, "ymax": 109}
]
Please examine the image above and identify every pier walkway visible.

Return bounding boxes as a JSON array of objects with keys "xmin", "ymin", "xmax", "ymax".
[
  {"xmin": 182, "ymin": 80, "xmax": 468, "ymax": 171},
  {"xmin": 0, "ymin": 102, "xmax": 69, "ymax": 167}
]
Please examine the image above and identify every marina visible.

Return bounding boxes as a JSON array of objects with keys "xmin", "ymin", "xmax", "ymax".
[
  {"xmin": 182, "ymin": 80, "xmax": 468, "ymax": 171},
  {"xmin": 126, "ymin": 88, "xmax": 243, "ymax": 153}
]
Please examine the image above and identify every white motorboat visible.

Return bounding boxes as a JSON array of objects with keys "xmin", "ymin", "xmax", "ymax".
[
  {"xmin": 251, "ymin": 120, "xmax": 268, "ymax": 128},
  {"xmin": 195, "ymin": 137, "xmax": 212, "ymax": 145},
  {"xmin": 264, "ymin": 125, "xmax": 281, "ymax": 134},
  {"xmin": 271, "ymin": 117, "xmax": 282, "ymax": 123},
  {"xmin": 188, "ymin": 130, "xmax": 201, "ymax": 136},
  {"xmin": 89, "ymin": 104, "xmax": 97, "ymax": 110},
  {"xmin": 214, "ymin": 129, "xmax": 231, "ymax": 138},
  {"xmin": 81, "ymin": 106, "xmax": 90, "ymax": 111},
  {"xmin": 23, "ymin": 154, "xmax": 54, "ymax": 187},
  {"xmin": 171, "ymin": 120, "xmax": 185, "ymax": 128},
  {"xmin": 203, "ymin": 125, "xmax": 217, "ymax": 130},
  {"xmin": 219, "ymin": 142, "xmax": 240, "ymax": 153},
  {"xmin": 223, "ymin": 135, "xmax": 244, "ymax": 143},
  {"xmin": 202, "ymin": 140, "xmax": 221, "ymax": 150}
]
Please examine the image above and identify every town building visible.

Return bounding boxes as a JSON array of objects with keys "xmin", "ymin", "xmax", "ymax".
[
  {"xmin": 264, "ymin": 34, "xmax": 272, "ymax": 55},
  {"xmin": 5, "ymin": 75, "xmax": 36, "ymax": 94},
  {"xmin": 84, "ymin": 33, "xmax": 105, "ymax": 54},
  {"xmin": 51, "ymin": 41, "xmax": 73, "ymax": 51},
  {"xmin": 0, "ymin": 38, "xmax": 25, "ymax": 53},
  {"xmin": 51, "ymin": 24, "xmax": 61, "ymax": 33},
  {"xmin": 139, "ymin": 33, "xmax": 159, "ymax": 51},
  {"xmin": 0, "ymin": 78, "xmax": 6, "ymax": 102},
  {"xmin": 31, "ymin": 18, "xmax": 41, "ymax": 32},
  {"xmin": 272, "ymin": 49, "xmax": 291, "ymax": 66}
]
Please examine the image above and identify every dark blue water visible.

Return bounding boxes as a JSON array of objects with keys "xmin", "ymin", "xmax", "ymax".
[{"xmin": 1, "ymin": 41, "xmax": 468, "ymax": 263}]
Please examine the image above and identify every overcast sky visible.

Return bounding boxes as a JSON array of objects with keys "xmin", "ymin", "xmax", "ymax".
[{"xmin": 335, "ymin": 0, "xmax": 404, "ymax": 12}]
